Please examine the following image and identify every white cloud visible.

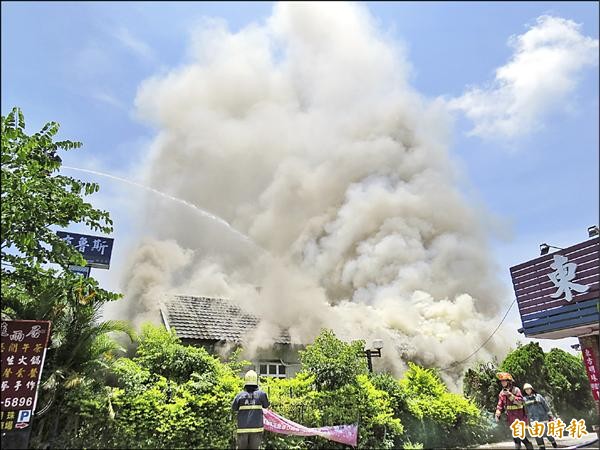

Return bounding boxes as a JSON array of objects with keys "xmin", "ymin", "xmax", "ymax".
[
  {"xmin": 114, "ymin": 27, "xmax": 156, "ymax": 63},
  {"xmin": 448, "ymin": 15, "xmax": 598, "ymax": 140}
]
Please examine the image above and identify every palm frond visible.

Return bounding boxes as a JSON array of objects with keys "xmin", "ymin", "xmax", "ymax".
[
  {"xmin": 93, "ymin": 320, "xmax": 137, "ymax": 342},
  {"xmin": 88, "ymin": 334, "xmax": 126, "ymax": 360},
  {"xmin": 64, "ymin": 374, "xmax": 84, "ymax": 389}
]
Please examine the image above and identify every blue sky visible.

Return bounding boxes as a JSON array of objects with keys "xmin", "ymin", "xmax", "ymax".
[{"xmin": 2, "ymin": 1, "xmax": 598, "ymax": 354}]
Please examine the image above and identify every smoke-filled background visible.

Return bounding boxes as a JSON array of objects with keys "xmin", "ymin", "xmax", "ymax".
[{"xmin": 118, "ymin": 2, "xmax": 513, "ymax": 381}]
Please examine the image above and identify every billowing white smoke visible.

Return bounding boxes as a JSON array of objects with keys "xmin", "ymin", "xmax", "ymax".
[{"xmin": 123, "ymin": 2, "xmax": 511, "ymax": 382}]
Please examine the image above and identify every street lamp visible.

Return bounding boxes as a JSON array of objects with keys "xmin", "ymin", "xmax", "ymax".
[
  {"xmin": 539, "ymin": 243, "xmax": 563, "ymax": 256},
  {"xmin": 364, "ymin": 339, "xmax": 383, "ymax": 373}
]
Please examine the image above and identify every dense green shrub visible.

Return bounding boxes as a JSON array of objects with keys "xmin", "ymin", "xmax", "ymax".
[
  {"xmin": 134, "ymin": 324, "xmax": 221, "ymax": 382},
  {"xmin": 50, "ymin": 326, "xmax": 501, "ymax": 449},
  {"xmin": 51, "ymin": 325, "xmax": 241, "ymax": 449},
  {"xmin": 264, "ymin": 331, "xmax": 403, "ymax": 449},
  {"xmin": 395, "ymin": 363, "xmax": 491, "ymax": 448}
]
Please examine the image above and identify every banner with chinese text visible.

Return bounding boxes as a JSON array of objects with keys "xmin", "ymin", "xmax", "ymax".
[
  {"xmin": 263, "ymin": 409, "xmax": 358, "ymax": 447},
  {"xmin": 582, "ymin": 347, "xmax": 599, "ymax": 401},
  {"xmin": 1, "ymin": 320, "xmax": 51, "ymax": 432}
]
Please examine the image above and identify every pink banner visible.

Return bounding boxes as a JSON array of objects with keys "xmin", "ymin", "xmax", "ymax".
[
  {"xmin": 263, "ymin": 409, "xmax": 358, "ymax": 447},
  {"xmin": 582, "ymin": 347, "xmax": 599, "ymax": 401}
]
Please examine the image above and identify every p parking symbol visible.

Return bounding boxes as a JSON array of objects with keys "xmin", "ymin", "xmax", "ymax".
[{"xmin": 17, "ymin": 410, "xmax": 32, "ymax": 423}]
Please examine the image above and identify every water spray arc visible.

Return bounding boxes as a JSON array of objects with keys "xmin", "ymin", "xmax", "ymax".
[{"xmin": 61, "ymin": 166, "xmax": 262, "ymax": 251}]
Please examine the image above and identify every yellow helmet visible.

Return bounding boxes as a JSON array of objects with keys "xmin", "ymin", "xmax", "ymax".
[
  {"xmin": 244, "ymin": 370, "xmax": 258, "ymax": 386},
  {"xmin": 496, "ymin": 372, "xmax": 514, "ymax": 382},
  {"xmin": 523, "ymin": 383, "xmax": 534, "ymax": 391}
]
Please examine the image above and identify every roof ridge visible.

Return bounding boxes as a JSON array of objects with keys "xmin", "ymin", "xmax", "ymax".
[{"xmin": 166, "ymin": 294, "xmax": 291, "ymax": 344}]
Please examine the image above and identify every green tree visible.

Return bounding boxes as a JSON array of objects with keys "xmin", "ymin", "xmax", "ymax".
[
  {"xmin": 370, "ymin": 372, "xmax": 409, "ymax": 419},
  {"xmin": 545, "ymin": 348, "xmax": 594, "ymax": 420},
  {"xmin": 133, "ymin": 324, "xmax": 220, "ymax": 383},
  {"xmin": 299, "ymin": 329, "xmax": 368, "ymax": 390},
  {"xmin": 1, "ymin": 108, "xmax": 131, "ymax": 446},
  {"xmin": 264, "ymin": 331, "xmax": 404, "ymax": 449},
  {"xmin": 500, "ymin": 342, "xmax": 547, "ymax": 390},
  {"xmin": 463, "ymin": 359, "xmax": 502, "ymax": 413},
  {"xmin": 1, "ymin": 107, "xmax": 115, "ymax": 288},
  {"xmin": 1, "ymin": 107, "xmax": 121, "ymax": 323}
]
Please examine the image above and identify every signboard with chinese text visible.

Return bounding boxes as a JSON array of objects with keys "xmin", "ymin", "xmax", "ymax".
[
  {"xmin": 68, "ymin": 264, "xmax": 91, "ymax": 278},
  {"xmin": 509, "ymin": 237, "xmax": 599, "ymax": 338},
  {"xmin": 1, "ymin": 320, "xmax": 51, "ymax": 431},
  {"xmin": 583, "ymin": 347, "xmax": 600, "ymax": 401},
  {"xmin": 57, "ymin": 231, "xmax": 114, "ymax": 269}
]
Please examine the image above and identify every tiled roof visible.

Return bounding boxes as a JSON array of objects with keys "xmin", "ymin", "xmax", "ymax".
[{"xmin": 163, "ymin": 295, "xmax": 291, "ymax": 345}]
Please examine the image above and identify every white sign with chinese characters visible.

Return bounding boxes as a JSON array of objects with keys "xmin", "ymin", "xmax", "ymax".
[
  {"xmin": 56, "ymin": 231, "xmax": 114, "ymax": 269},
  {"xmin": 1, "ymin": 320, "xmax": 52, "ymax": 431},
  {"xmin": 547, "ymin": 254, "xmax": 590, "ymax": 302}
]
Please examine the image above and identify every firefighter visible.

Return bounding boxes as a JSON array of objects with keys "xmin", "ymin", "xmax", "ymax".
[
  {"xmin": 495, "ymin": 372, "xmax": 534, "ymax": 450},
  {"xmin": 232, "ymin": 370, "xmax": 270, "ymax": 450},
  {"xmin": 523, "ymin": 383, "xmax": 558, "ymax": 449}
]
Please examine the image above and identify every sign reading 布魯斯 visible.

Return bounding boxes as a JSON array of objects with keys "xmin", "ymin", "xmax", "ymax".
[{"xmin": 57, "ymin": 231, "xmax": 114, "ymax": 269}]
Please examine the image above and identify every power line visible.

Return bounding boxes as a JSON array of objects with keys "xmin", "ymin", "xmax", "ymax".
[{"xmin": 438, "ymin": 298, "xmax": 517, "ymax": 372}]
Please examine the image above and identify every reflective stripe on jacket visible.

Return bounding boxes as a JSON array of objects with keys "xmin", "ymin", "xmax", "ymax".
[
  {"xmin": 496, "ymin": 386, "xmax": 527, "ymax": 424},
  {"xmin": 232, "ymin": 389, "xmax": 270, "ymax": 433},
  {"xmin": 524, "ymin": 393, "xmax": 552, "ymax": 422}
]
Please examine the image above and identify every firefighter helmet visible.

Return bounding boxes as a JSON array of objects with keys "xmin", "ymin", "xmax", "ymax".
[
  {"xmin": 244, "ymin": 370, "xmax": 259, "ymax": 386},
  {"xmin": 496, "ymin": 372, "xmax": 514, "ymax": 382}
]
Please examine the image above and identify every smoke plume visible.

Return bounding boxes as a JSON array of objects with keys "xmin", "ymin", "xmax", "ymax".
[{"xmin": 122, "ymin": 2, "xmax": 512, "ymax": 382}]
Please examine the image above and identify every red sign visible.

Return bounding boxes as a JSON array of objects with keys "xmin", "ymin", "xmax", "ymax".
[
  {"xmin": 263, "ymin": 409, "xmax": 358, "ymax": 447},
  {"xmin": 582, "ymin": 347, "xmax": 600, "ymax": 401},
  {"xmin": 1, "ymin": 320, "xmax": 51, "ymax": 431}
]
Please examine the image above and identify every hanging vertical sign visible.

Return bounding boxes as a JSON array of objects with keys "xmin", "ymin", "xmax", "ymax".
[
  {"xmin": 1, "ymin": 320, "xmax": 52, "ymax": 431},
  {"xmin": 582, "ymin": 346, "xmax": 600, "ymax": 401}
]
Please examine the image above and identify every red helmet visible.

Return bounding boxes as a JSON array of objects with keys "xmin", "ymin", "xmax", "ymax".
[{"xmin": 496, "ymin": 372, "xmax": 514, "ymax": 382}]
